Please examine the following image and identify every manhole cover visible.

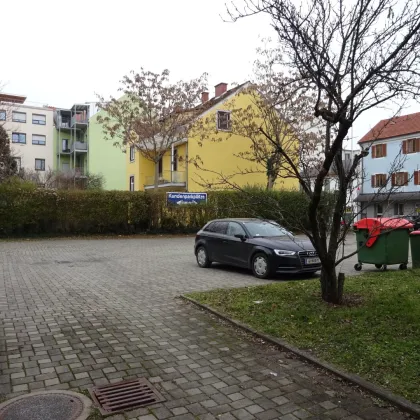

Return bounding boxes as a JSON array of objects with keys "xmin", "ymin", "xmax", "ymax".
[
  {"xmin": 0, "ymin": 390, "xmax": 92, "ymax": 420},
  {"xmin": 89, "ymin": 378, "xmax": 165, "ymax": 415}
]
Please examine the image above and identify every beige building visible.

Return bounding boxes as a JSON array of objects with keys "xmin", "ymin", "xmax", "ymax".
[{"xmin": 0, "ymin": 93, "xmax": 54, "ymax": 174}]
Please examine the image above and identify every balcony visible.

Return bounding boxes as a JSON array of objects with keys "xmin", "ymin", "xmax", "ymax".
[
  {"xmin": 75, "ymin": 167, "xmax": 87, "ymax": 178},
  {"xmin": 145, "ymin": 170, "xmax": 186, "ymax": 189},
  {"xmin": 70, "ymin": 142, "xmax": 88, "ymax": 153}
]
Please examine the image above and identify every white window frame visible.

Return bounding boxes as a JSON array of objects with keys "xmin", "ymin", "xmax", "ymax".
[
  {"xmin": 394, "ymin": 203, "xmax": 404, "ymax": 216},
  {"xmin": 217, "ymin": 110, "xmax": 231, "ymax": 131},
  {"xmin": 130, "ymin": 146, "xmax": 135, "ymax": 162},
  {"xmin": 32, "ymin": 114, "xmax": 46, "ymax": 125},
  {"xmin": 375, "ymin": 203, "xmax": 384, "ymax": 217},
  {"xmin": 129, "ymin": 175, "xmax": 135, "ymax": 191},
  {"xmin": 32, "ymin": 134, "xmax": 46, "ymax": 145},
  {"xmin": 35, "ymin": 158, "xmax": 45, "ymax": 171},
  {"xmin": 12, "ymin": 111, "xmax": 26, "ymax": 123}
]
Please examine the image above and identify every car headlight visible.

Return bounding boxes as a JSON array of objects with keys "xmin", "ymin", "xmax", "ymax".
[{"xmin": 274, "ymin": 249, "xmax": 296, "ymax": 256}]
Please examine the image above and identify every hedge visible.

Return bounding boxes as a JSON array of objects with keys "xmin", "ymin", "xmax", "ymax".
[{"xmin": 0, "ymin": 182, "xmax": 334, "ymax": 236}]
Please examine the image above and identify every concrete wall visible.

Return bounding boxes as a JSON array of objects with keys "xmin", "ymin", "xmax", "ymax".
[{"xmin": 3, "ymin": 105, "xmax": 54, "ymax": 172}]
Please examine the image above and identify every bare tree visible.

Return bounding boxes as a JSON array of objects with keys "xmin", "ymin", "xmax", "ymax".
[
  {"xmin": 226, "ymin": 0, "xmax": 420, "ymax": 303},
  {"xmin": 97, "ymin": 68, "xmax": 207, "ymax": 190}
]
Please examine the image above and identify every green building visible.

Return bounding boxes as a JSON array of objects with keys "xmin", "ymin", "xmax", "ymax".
[
  {"xmin": 88, "ymin": 109, "xmax": 126, "ymax": 190},
  {"xmin": 53, "ymin": 104, "xmax": 126, "ymax": 190}
]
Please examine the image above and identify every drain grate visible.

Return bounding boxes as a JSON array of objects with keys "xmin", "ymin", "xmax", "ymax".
[{"xmin": 89, "ymin": 378, "xmax": 165, "ymax": 415}]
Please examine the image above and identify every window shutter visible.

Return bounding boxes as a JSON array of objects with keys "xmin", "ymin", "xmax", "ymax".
[
  {"xmin": 371, "ymin": 175, "xmax": 375, "ymax": 187},
  {"xmin": 404, "ymin": 172, "xmax": 409, "ymax": 185},
  {"xmin": 381, "ymin": 174, "xmax": 386, "ymax": 187},
  {"xmin": 392, "ymin": 173, "xmax": 396, "ymax": 186},
  {"xmin": 402, "ymin": 140, "xmax": 407, "ymax": 154},
  {"xmin": 414, "ymin": 170, "xmax": 419, "ymax": 186},
  {"xmin": 372, "ymin": 145, "xmax": 376, "ymax": 158},
  {"xmin": 416, "ymin": 138, "xmax": 420, "ymax": 153},
  {"xmin": 383, "ymin": 143, "xmax": 387, "ymax": 157}
]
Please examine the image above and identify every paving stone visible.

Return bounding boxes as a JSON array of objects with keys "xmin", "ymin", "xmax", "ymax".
[{"xmin": 0, "ymin": 237, "xmax": 409, "ymax": 420}]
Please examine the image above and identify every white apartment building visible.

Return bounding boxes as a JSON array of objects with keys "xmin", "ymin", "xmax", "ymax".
[{"xmin": 0, "ymin": 93, "xmax": 54, "ymax": 174}]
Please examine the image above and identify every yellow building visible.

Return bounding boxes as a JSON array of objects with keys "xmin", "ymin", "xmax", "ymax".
[{"xmin": 126, "ymin": 82, "xmax": 299, "ymax": 192}]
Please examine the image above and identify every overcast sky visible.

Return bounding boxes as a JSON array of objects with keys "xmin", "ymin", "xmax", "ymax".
[{"xmin": 2, "ymin": 0, "xmax": 418, "ymax": 145}]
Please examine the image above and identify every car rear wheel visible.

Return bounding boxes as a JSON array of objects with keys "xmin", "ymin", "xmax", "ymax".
[
  {"xmin": 252, "ymin": 253, "xmax": 271, "ymax": 279},
  {"xmin": 196, "ymin": 246, "xmax": 211, "ymax": 268}
]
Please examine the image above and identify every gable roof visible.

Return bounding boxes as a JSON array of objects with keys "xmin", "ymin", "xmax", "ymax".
[
  {"xmin": 359, "ymin": 111, "xmax": 420, "ymax": 144},
  {"xmin": 173, "ymin": 81, "xmax": 250, "ymax": 121}
]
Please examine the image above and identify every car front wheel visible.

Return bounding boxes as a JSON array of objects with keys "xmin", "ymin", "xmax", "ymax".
[
  {"xmin": 196, "ymin": 246, "xmax": 211, "ymax": 268},
  {"xmin": 252, "ymin": 253, "xmax": 271, "ymax": 279}
]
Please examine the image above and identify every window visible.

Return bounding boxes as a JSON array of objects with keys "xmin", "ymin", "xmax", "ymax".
[
  {"xmin": 32, "ymin": 114, "xmax": 46, "ymax": 125},
  {"xmin": 13, "ymin": 157, "xmax": 21, "ymax": 171},
  {"xmin": 173, "ymin": 148, "xmax": 178, "ymax": 172},
  {"xmin": 402, "ymin": 138, "xmax": 420, "ymax": 154},
  {"xmin": 62, "ymin": 139, "xmax": 69, "ymax": 152},
  {"xmin": 392, "ymin": 172, "xmax": 408, "ymax": 187},
  {"xmin": 12, "ymin": 132, "xmax": 26, "ymax": 144},
  {"xmin": 0, "ymin": 110, "xmax": 5, "ymax": 121},
  {"xmin": 372, "ymin": 144, "xmax": 386, "ymax": 158},
  {"xmin": 32, "ymin": 134, "xmax": 46, "ymax": 145},
  {"xmin": 204, "ymin": 221, "xmax": 228, "ymax": 234},
  {"xmin": 217, "ymin": 111, "xmax": 231, "ymax": 131},
  {"xmin": 394, "ymin": 203, "xmax": 404, "ymax": 216},
  {"xmin": 227, "ymin": 222, "xmax": 247, "ymax": 237},
  {"xmin": 324, "ymin": 179, "xmax": 330, "ymax": 192},
  {"xmin": 371, "ymin": 174, "xmax": 387, "ymax": 188},
  {"xmin": 129, "ymin": 175, "xmax": 135, "ymax": 191},
  {"xmin": 345, "ymin": 152, "xmax": 351, "ymax": 161},
  {"xmin": 414, "ymin": 170, "xmax": 420, "ymax": 186},
  {"xmin": 130, "ymin": 146, "xmax": 135, "ymax": 162},
  {"xmin": 375, "ymin": 203, "xmax": 384, "ymax": 217},
  {"xmin": 35, "ymin": 159, "xmax": 45, "ymax": 171},
  {"xmin": 12, "ymin": 111, "xmax": 26, "ymax": 123}
]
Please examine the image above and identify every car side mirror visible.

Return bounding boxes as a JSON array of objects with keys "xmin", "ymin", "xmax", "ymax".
[{"xmin": 234, "ymin": 234, "xmax": 247, "ymax": 241}]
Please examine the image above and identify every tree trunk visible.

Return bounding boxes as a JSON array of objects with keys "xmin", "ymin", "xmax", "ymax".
[
  {"xmin": 154, "ymin": 161, "xmax": 159, "ymax": 192},
  {"xmin": 266, "ymin": 174, "xmax": 275, "ymax": 190},
  {"xmin": 320, "ymin": 258, "xmax": 343, "ymax": 304}
]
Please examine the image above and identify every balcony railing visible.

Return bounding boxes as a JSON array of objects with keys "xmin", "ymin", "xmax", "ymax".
[
  {"xmin": 70, "ymin": 142, "xmax": 88, "ymax": 153},
  {"xmin": 75, "ymin": 167, "xmax": 86, "ymax": 177},
  {"xmin": 145, "ymin": 170, "xmax": 186, "ymax": 187}
]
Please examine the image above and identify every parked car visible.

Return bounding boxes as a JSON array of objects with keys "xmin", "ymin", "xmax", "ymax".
[{"xmin": 194, "ymin": 218, "xmax": 321, "ymax": 279}]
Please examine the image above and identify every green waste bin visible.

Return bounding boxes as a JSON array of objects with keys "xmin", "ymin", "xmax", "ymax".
[
  {"xmin": 410, "ymin": 230, "xmax": 420, "ymax": 269},
  {"xmin": 353, "ymin": 217, "xmax": 413, "ymax": 271}
]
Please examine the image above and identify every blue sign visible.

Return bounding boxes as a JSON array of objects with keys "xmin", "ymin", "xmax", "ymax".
[{"xmin": 167, "ymin": 192, "xmax": 207, "ymax": 205}]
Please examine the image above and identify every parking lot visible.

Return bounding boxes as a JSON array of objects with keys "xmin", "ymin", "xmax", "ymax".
[{"xmin": 0, "ymin": 235, "xmax": 412, "ymax": 419}]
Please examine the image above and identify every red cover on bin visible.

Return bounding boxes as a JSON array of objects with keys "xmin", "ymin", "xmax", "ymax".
[{"xmin": 354, "ymin": 218, "xmax": 413, "ymax": 247}]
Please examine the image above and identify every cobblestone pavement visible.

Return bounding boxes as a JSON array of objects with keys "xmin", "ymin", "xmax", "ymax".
[{"xmin": 0, "ymin": 236, "xmax": 412, "ymax": 419}]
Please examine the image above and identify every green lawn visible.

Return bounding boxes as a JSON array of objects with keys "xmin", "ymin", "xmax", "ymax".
[{"xmin": 187, "ymin": 270, "xmax": 420, "ymax": 404}]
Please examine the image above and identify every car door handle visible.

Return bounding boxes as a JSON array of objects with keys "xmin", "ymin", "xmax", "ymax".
[{"xmin": 222, "ymin": 240, "xmax": 228, "ymax": 243}]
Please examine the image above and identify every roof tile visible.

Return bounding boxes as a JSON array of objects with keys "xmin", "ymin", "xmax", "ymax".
[{"xmin": 359, "ymin": 111, "xmax": 420, "ymax": 143}]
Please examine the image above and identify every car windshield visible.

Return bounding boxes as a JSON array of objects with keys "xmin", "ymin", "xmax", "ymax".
[{"xmin": 244, "ymin": 221, "xmax": 291, "ymax": 238}]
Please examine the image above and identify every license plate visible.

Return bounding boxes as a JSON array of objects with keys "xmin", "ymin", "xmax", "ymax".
[{"xmin": 305, "ymin": 257, "xmax": 320, "ymax": 265}]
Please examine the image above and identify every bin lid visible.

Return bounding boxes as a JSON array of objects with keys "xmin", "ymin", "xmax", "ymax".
[
  {"xmin": 410, "ymin": 230, "xmax": 420, "ymax": 235},
  {"xmin": 354, "ymin": 217, "xmax": 413, "ymax": 230}
]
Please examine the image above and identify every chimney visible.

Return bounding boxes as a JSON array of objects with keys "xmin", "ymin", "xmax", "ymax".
[
  {"xmin": 201, "ymin": 91, "xmax": 209, "ymax": 104},
  {"xmin": 215, "ymin": 83, "xmax": 228, "ymax": 97}
]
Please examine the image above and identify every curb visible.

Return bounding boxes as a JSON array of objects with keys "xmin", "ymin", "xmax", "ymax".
[{"xmin": 181, "ymin": 295, "xmax": 420, "ymax": 419}]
